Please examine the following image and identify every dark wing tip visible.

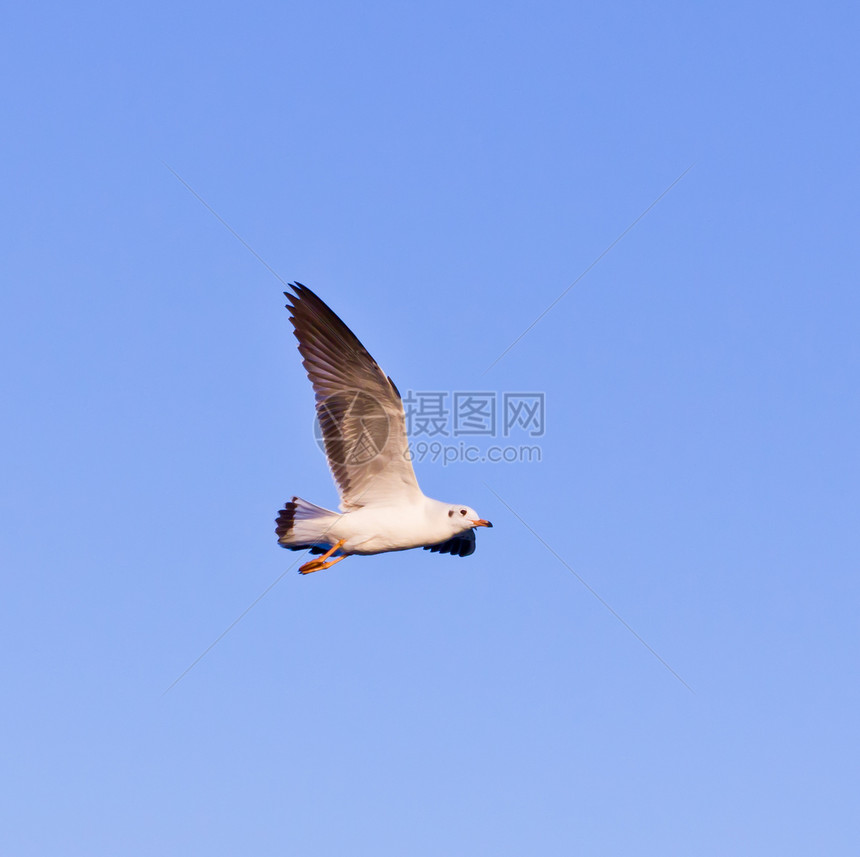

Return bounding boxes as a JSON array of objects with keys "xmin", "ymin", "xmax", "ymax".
[
  {"xmin": 284, "ymin": 281, "xmax": 331, "ymax": 317},
  {"xmin": 285, "ymin": 283, "xmax": 375, "ymax": 368},
  {"xmin": 284, "ymin": 282, "xmax": 312, "ymax": 306}
]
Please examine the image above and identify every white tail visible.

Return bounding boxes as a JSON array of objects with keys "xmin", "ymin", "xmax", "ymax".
[{"xmin": 275, "ymin": 496, "xmax": 339, "ymax": 551}]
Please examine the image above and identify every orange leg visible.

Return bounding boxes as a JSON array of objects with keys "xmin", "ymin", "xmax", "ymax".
[{"xmin": 299, "ymin": 539, "xmax": 347, "ymax": 574}]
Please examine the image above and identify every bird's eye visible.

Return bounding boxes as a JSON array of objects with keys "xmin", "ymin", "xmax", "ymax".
[{"xmin": 460, "ymin": 509, "xmax": 467, "ymax": 516}]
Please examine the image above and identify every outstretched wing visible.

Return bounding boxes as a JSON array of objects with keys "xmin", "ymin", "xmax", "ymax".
[
  {"xmin": 423, "ymin": 529, "xmax": 477, "ymax": 557},
  {"xmin": 286, "ymin": 283, "xmax": 422, "ymax": 511}
]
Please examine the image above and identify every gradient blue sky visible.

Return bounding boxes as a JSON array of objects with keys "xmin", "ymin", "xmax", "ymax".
[{"xmin": 3, "ymin": 2, "xmax": 859, "ymax": 854}]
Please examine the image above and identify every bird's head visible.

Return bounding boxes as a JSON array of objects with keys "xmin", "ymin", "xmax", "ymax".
[{"xmin": 445, "ymin": 504, "xmax": 493, "ymax": 534}]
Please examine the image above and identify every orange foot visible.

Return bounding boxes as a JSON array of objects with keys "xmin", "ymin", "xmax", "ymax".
[{"xmin": 299, "ymin": 539, "xmax": 347, "ymax": 574}]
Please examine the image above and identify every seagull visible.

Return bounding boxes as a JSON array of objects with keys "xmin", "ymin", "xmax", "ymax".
[{"xmin": 275, "ymin": 283, "xmax": 493, "ymax": 574}]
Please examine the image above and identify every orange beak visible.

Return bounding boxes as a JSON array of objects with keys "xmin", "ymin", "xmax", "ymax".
[{"xmin": 470, "ymin": 519, "xmax": 493, "ymax": 528}]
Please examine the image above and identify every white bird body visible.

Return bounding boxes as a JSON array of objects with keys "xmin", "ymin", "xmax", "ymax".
[
  {"xmin": 275, "ymin": 283, "xmax": 492, "ymax": 573},
  {"xmin": 286, "ymin": 496, "xmax": 473, "ymax": 555}
]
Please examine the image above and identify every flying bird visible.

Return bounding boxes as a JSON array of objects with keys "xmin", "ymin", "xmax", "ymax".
[{"xmin": 275, "ymin": 283, "xmax": 493, "ymax": 574}]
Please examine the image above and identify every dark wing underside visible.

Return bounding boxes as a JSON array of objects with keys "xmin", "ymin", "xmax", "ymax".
[
  {"xmin": 281, "ymin": 544, "xmax": 328, "ymax": 555},
  {"xmin": 423, "ymin": 528, "xmax": 477, "ymax": 558}
]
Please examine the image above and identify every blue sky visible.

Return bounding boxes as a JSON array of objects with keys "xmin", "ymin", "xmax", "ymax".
[{"xmin": 2, "ymin": 1, "xmax": 859, "ymax": 854}]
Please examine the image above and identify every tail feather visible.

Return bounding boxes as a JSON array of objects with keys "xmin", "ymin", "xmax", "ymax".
[{"xmin": 275, "ymin": 496, "xmax": 339, "ymax": 553}]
